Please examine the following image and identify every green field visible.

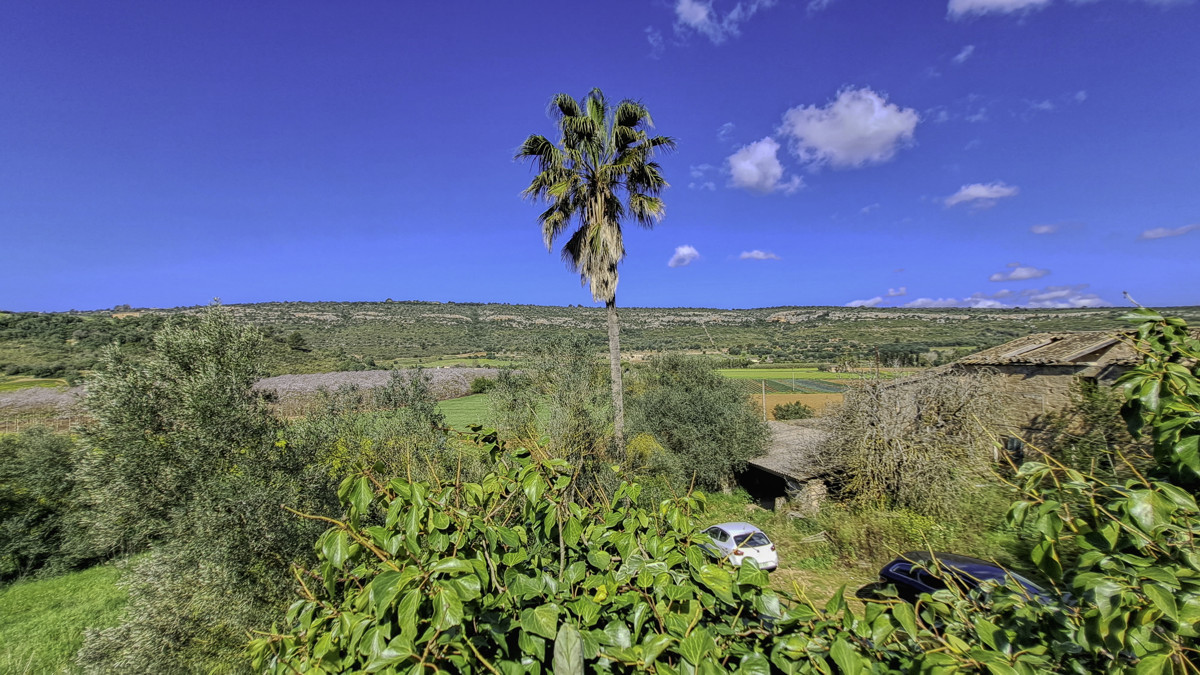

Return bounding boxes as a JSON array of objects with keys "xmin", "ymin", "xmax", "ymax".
[
  {"xmin": 0, "ymin": 377, "xmax": 68, "ymax": 392},
  {"xmin": 436, "ymin": 394, "xmax": 491, "ymax": 431},
  {"xmin": 716, "ymin": 367, "xmax": 861, "ymax": 380},
  {"xmin": 0, "ymin": 564, "xmax": 128, "ymax": 673}
]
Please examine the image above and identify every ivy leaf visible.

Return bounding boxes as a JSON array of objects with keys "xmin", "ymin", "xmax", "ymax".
[
  {"xmin": 737, "ymin": 651, "xmax": 771, "ymax": 675},
  {"xmin": 829, "ymin": 638, "xmax": 863, "ymax": 674},
  {"xmin": 520, "ymin": 603, "xmax": 559, "ymax": 640},
  {"xmin": 323, "ymin": 530, "xmax": 351, "ymax": 570},
  {"xmin": 552, "ymin": 623, "xmax": 584, "ymax": 675},
  {"xmin": 429, "ymin": 557, "xmax": 474, "ymax": 575},
  {"xmin": 349, "ymin": 476, "xmax": 373, "ymax": 516},
  {"xmin": 1128, "ymin": 490, "xmax": 1172, "ymax": 534},
  {"xmin": 1144, "ymin": 584, "xmax": 1179, "ymax": 621},
  {"xmin": 697, "ymin": 564, "xmax": 735, "ymax": 605},
  {"xmin": 433, "ymin": 587, "xmax": 464, "ymax": 630},
  {"xmin": 675, "ymin": 628, "xmax": 716, "ymax": 665}
]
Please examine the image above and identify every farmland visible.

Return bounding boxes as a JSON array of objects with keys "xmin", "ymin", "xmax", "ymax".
[{"xmin": 6, "ymin": 302, "xmax": 1198, "ymax": 384}]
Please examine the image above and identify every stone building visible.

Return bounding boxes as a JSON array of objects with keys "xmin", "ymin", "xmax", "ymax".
[{"xmin": 952, "ymin": 330, "xmax": 1138, "ymax": 438}]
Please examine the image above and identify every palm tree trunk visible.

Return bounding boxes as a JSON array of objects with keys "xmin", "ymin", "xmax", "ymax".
[{"xmin": 606, "ymin": 299, "xmax": 625, "ymax": 451}]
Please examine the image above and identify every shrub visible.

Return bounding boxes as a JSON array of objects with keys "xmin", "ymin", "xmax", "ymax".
[
  {"xmin": 818, "ymin": 368, "xmax": 1000, "ymax": 517},
  {"xmin": 772, "ymin": 401, "xmax": 815, "ymax": 420},
  {"xmin": 469, "ymin": 376, "xmax": 496, "ymax": 394},
  {"xmin": 628, "ymin": 354, "xmax": 769, "ymax": 492},
  {"xmin": 74, "ymin": 307, "xmax": 336, "ymax": 672},
  {"xmin": 0, "ymin": 428, "xmax": 96, "ymax": 579}
]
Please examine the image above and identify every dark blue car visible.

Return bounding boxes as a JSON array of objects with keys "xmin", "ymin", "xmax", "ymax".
[{"xmin": 872, "ymin": 551, "xmax": 1051, "ymax": 604}]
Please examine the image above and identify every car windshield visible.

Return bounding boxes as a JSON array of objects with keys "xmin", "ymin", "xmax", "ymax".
[{"xmin": 734, "ymin": 532, "xmax": 770, "ymax": 548}]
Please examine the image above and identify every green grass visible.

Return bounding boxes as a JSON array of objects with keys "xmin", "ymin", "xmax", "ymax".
[
  {"xmin": 716, "ymin": 367, "xmax": 862, "ymax": 381},
  {"xmin": 0, "ymin": 377, "xmax": 68, "ymax": 392},
  {"xmin": 0, "ymin": 564, "xmax": 128, "ymax": 674},
  {"xmin": 437, "ymin": 394, "xmax": 491, "ymax": 431}
]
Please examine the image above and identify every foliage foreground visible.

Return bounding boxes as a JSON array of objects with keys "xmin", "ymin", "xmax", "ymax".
[{"xmin": 253, "ymin": 310, "xmax": 1200, "ymax": 674}]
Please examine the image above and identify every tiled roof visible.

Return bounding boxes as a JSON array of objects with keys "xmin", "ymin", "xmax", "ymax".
[
  {"xmin": 957, "ymin": 331, "xmax": 1137, "ymax": 366},
  {"xmin": 747, "ymin": 422, "xmax": 830, "ymax": 481}
]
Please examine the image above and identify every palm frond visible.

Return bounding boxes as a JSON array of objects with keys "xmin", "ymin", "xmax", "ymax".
[
  {"xmin": 548, "ymin": 93, "xmax": 581, "ymax": 121},
  {"xmin": 614, "ymin": 100, "xmax": 652, "ymax": 129}
]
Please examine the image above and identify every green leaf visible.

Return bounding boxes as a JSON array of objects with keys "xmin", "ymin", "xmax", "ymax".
[
  {"xmin": 1128, "ymin": 490, "xmax": 1173, "ymax": 533},
  {"xmin": 520, "ymin": 603, "xmax": 560, "ymax": 640},
  {"xmin": 429, "ymin": 557, "xmax": 475, "ymax": 575},
  {"xmin": 1135, "ymin": 654, "xmax": 1169, "ymax": 675},
  {"xmin": 349, "ymin": 476, "xmax": 374, "ymax": 515},
  {"xmin": 552, "ymin": 623, "xmax": 584, "ymax": 675},
  {"xmin": 892, "ymin": 601, "xmax": 919, "ymax": 636},
  {"xmin": 564, "ymin": 517, "xmax": 583, "ymax": 547},
  {"xmin": 432, "ymin": 586, "xmax": 463, "ymax": 630},
  {"xmin": 737, "ymin": 652, "xmax": 771, "ymax": 675},
  {"xmin": 1144, "ymin": 584, "xmax": 1179, "ymax": 621},
  {"xmin": 697, "ymin": 564, "xmax": 735, "ymax": 605},
  {"xmin": 829, "ymin": 638, "xmax": 862, "ymax": 674},
  {"xmin": 642, "ymin": 634, "xmax": 673, "ymax": 668},
  {"xmin": 675, "ymin": 628, "xmax": 715, "ymax": 665},
  {"xmin": 323, "ymin": 530, "xmax": 352, "ymax": 570},
  {"xmin": 736, "ymin": 558, "xmax": 769, "ymax": 588},
  {"xmin": 587, "ymin": 549, "xmax": 612, "ymax": 570}
]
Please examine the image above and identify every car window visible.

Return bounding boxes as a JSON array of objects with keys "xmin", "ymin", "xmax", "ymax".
[
  {"xmin": 915, "ymin": 569, "xmax": 946, "ymax": 590},
  {"xmin": 715, "ymin": 530, "xmax": 729, "ymax": 542},
  {"xmin": 735, "ymin": 532, "xmax": 770, "ymax": 548}
]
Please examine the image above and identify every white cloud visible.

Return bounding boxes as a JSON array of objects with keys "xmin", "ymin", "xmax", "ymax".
[
  {"xmin": 1030, "ymin": 224, "xmax": 1058, "ymax": 234},
  {"xmin": 948, "ymin": 0, "xmax": 1052, "ymax": 18},
  {"xmin": 950, "ymin": 0, "xmax": 1187, "ymax": 19},
  {"xmin": 989, "ymin": 262, "xmax": 1050, "ymax": 282},
  {"xmin": 904, "ymin": 297, "xmax": 963, "ymax": 308},
  {"xmin": 904, "ymin": 284, "xmax": 1110, "ymax": 309},
  {"xmin": 727, "ymin": 137, "xmax": 803, "ymax": 194},
  {"xmin": 779, "ymin": 87, "xmax": 920, "ymax": 169},
  {"xmin": 1139, "ymin": 224, "xmax": 1199, "ymax": 240},
  {"xmin": 1027, "ymin": 99, "xmax": 1056, "ymax": 112},
  {"xmin": 645, "ymin": 27, "xmax": 665, "ymax": 58},
  {"xmin": 952, "ymin": 45, "xmax": 976, "ymax": 63},
  {"xmin": 965, "ymin": 107, "xmax": 989, "ymax": 123},
  {"xmin": 740, "ymin": 250, "xmax": 781, "ymax": 260},
  {"xmin": 717, "ymin": 122, "xmax": 736, "ymax": 142},
  {"xmin": 861, "ymin": 202, "xmax": 880, "ymax": 214},
  {"xmin": 668, "ymin": 245, "xmax": 700, "ymax": 268},
  {"xmin": 674, "ymin": 0, "xmax": 778, "ymax": 44},
  {"xmin": 846, "ymin": 296, "xmax": 884, "ymax": 307},
  {"xmin": 688, "ymin": 164, "xmax": 718, "ymax": 191},
  {"xmin": 808, "ymin": 0, "xmax": 838, "ymax": 12},
  {"xmin": 945, "ymin": 181, "xmax": 1019, "ymax": 208},
  {"xmin": 1022, "ymin": 285, "xmax": 1109, "ymax": 308},
  {"xmin": 1074, "ymin": 90, "xmax": 1088, "ymax": 102},
  {"xmin": 886, "ymin": 287, "xmax": 907, "ymax": 297}
]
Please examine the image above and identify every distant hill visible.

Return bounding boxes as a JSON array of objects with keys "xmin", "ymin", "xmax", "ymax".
[{"xmin": 5, "ymin": 301, "xmax": 1198, "ymax": 376}]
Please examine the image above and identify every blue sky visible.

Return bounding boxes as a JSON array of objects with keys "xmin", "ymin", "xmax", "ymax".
[{"xmin": 2, "ymin": 0, "xmax": 1197, "ymax": 312}]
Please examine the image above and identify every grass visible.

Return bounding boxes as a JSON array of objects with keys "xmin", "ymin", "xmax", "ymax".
[
  {"xmin": 0, "ymin": 564, "xmax": 128, "ymax": 674},
  {"xmin": 716, "ymin": 367, "xmax": 864, "ymax": 381},
  {"xmin": 437, "ymin": 394, "xmax": 491, "ymax": 431},
  {"xmin": 698, "ymin": 491, "xmax": 877, "ymax": 603},
  {"xmin": 0, "ymin": 377, "xmax": 68, "ymax": 392}
]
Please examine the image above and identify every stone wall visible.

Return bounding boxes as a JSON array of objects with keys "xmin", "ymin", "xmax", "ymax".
[{"xmin": 960, "ymin": 363, "xmax": 1127, "ymax": 435}]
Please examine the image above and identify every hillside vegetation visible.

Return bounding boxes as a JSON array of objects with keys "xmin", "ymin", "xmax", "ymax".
[{"xmin": 5, "ymin": 301, "xmax": 1197, "ymax": 379}]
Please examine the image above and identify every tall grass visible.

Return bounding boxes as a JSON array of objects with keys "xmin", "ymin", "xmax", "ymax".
[{"xmin": 0, "ymin": 564, "xmax": 127, "ymax": 673}]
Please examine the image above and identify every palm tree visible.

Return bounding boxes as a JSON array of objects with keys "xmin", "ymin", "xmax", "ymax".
[{"xmin": 517, "ymin": 88, "xmax": 674, "ymax": 450}]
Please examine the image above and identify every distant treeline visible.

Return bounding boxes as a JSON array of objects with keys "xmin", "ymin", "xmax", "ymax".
[{"xmin": 5, "ymin": 302, "xmax": 1198, "ymax": 376}]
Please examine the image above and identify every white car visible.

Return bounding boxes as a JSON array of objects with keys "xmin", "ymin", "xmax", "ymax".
[{"xmin": 701, "ymin": 522, "xmax": 778, "ymax": 571}]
